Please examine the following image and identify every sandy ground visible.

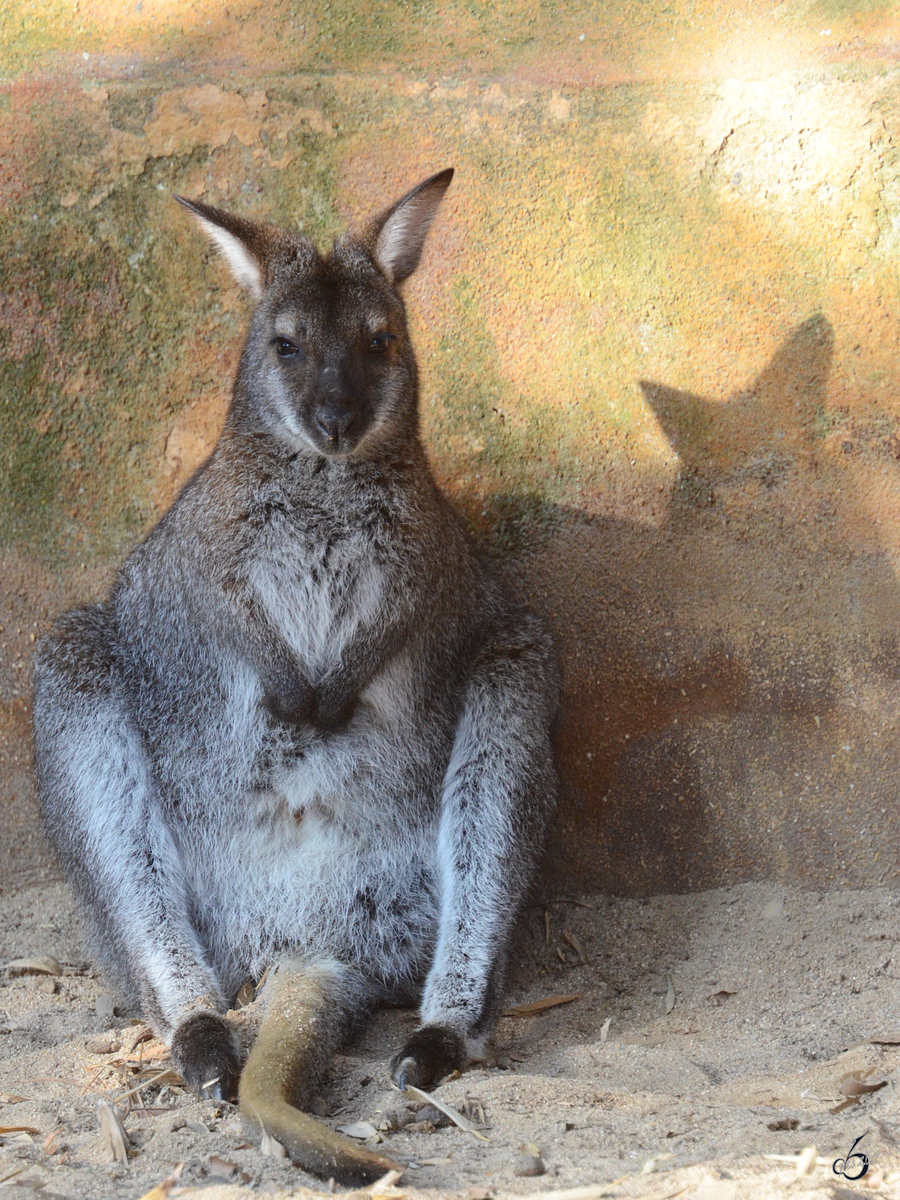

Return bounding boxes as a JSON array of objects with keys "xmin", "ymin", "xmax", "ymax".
[{"xmin": 1, "ymin": 879, "xmax": 900, "ymax": 1200}]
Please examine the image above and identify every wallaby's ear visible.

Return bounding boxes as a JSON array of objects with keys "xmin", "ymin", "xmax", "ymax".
[
  {"xmin": 369, "ymin": 168, "xmax": 454, "ymax": 284},
  {"xmin": 176, "ymin": 196, "xmax": 274, "ymax": 301}
]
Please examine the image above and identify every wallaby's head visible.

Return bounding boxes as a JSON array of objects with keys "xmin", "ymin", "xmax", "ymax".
[{"xmin": 177, "ymin": 169, "xmax": 454, "ymax": 459}]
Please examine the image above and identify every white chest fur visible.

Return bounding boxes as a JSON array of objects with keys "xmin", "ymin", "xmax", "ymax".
[{"xmin": 247, "ymin": 515, "xmax": 386, "ymax": 679}]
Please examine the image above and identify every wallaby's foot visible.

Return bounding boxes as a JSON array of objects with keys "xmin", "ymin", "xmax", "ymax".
[
  {"xmin": 390, "ymin": 1025, "xmax": 467, "ymax": 1091},
  {"xmin": 171, "ymin": 1011, "xmax": 241, "ymax": 1102}
]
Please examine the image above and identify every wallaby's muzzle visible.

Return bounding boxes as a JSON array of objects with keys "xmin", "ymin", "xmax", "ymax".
[
  {"xmin": 305, "ymin": 363, "xmax": 372, "ymax": 455},
  {"xmin": 313, "ymin": 398, "xmax": 357, "ymax": 450}
]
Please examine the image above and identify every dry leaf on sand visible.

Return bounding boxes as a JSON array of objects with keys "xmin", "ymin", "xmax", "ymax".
[
  {"xmin": 136, "ymin": 1161, "xmax": 183, "ymax": 1200},
  {"xmin": 97, "ymin": 1099, "xmax": 129, "ymax": 1163},
  {"xmin": 503, "ymin": 994, "xmax": 580, "ymax": 1017},
  {"xmin": 401, "ymin": 1085, "xmax": 489, "ymax": 1142},
  {"xmin": 4, "ymin": 956, "xmax": 62, "ymax": 977}
]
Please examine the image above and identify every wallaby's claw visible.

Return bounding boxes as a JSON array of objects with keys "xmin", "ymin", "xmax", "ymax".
[
  {"xmin": 201, "ymin": 1076, "xmax": 234, "ymax": 1103},
  {"xmin": 170, "ymin": 1010, "xmax": 240, "ymax": 1103},
  {"xmin": 391, "ymin": 1054, "xmax": 420, "ymax": 1092},
  {"xmin": 390, "ymin": 1025, "xmax": 467, "ymax": 1091}
]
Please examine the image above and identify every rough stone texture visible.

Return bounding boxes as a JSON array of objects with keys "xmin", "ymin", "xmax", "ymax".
[{"xmin": 2, "ymin": 1, "xmax": 900, "ymax": 894}]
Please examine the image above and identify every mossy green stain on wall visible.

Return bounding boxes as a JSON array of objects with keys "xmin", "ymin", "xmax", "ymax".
[
  {"xmin": 424, "ymin": 273, "xmax": 608, "ymax": 535},
  {"xmin": 2, "ymin": 0, "xmax": 897, "ymax": 86},
  {"xmin": 0, "ymin": 353, "xmax": 65, "ymax": 548},
  {"xmin": 0, "ymin": 104, "xmax": 352, "ymax": 566},
  {"xmin": 811, "ymin": 0, "xmax": 891, "ymax": 19},
  {"xmin": 0, "ymin": 187, "xmax": 187, "ymax": 560},
  {"xmin": 426, "ymin": 273, "xmax": 514, "ymax": 481}
]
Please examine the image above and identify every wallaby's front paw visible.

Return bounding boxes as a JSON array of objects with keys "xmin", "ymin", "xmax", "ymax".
[
  {"xmin": 170, "ymin": 1011, "xmax": 240, "ymax": 1102},
  {"xmin": 390, "ymin": 1025, "xmax": 466, "ymax": 1091}
]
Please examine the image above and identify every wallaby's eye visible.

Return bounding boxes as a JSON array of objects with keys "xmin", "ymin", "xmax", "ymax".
[
  {"xmin": 368, "ymin": 331, "xmax": 395, "ymax": 354},
  {"xmin": 273, "ymin": 338, "xmax": 300, "ymax": 358}
]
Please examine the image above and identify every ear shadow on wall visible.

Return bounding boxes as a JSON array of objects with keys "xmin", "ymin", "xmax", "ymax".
[
  {"xmin": 642, "ymin": 312, "xmax": 834, "ymax": 519},
  {"xmin": 503, "ymin": 313, "xmax": 900, "ymax": 899}
]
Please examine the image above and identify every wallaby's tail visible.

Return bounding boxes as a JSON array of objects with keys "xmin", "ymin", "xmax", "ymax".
[{"xmin": 239, "ymin": 960, "xmax": 404, "ymax": 1185}]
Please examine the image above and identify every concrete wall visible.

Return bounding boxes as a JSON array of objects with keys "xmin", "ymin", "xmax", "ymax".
[{"xmin": 2, "ymin": 0, "xmax": 900, "ymax": 894}]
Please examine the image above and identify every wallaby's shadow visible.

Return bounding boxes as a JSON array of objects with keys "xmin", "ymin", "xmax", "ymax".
[
  {"xmin": 478, "ymin": 313, "xmax": 900, "ymax": 901},
  {"xmin": 642, "ymin": 312, "xmax": 834, "ymax": 516}
]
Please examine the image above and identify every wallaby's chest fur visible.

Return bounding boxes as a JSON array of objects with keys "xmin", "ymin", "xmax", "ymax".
[
  {"xmin": 109, "ymin": 437, "xmax": 471, "ymax": 986},
  {"xmin": 116, "ymin": 434, "xmax": 477, "ymax": 780}
]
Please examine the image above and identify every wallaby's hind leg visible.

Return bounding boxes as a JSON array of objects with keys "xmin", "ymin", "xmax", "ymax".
[
  {"xmin": 240, "ymin": 960, "xmax": 402, "ymax": 1184},
  {"xmin": 33, "ymin": 606, "xmax": 240, "ymax": 1099},
  {"xmin": 391, "ymin": 611, "xmax": 558, "ymax": 1089}
]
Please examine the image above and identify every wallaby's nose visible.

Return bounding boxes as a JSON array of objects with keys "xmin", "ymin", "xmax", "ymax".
[{"xmin": 314, "ymin": 401, "xmax": 356, "ymax": 444}]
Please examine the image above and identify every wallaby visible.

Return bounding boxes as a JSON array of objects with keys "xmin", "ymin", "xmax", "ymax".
[{"xmin": 32, "ymin": 169, "xmax": 559, "ymax": 1184}]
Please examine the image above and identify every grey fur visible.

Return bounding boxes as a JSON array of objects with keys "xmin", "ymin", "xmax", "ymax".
[{"xmin": 33, "ymin": 169, "xmax": 559, "ymax": 1103}]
